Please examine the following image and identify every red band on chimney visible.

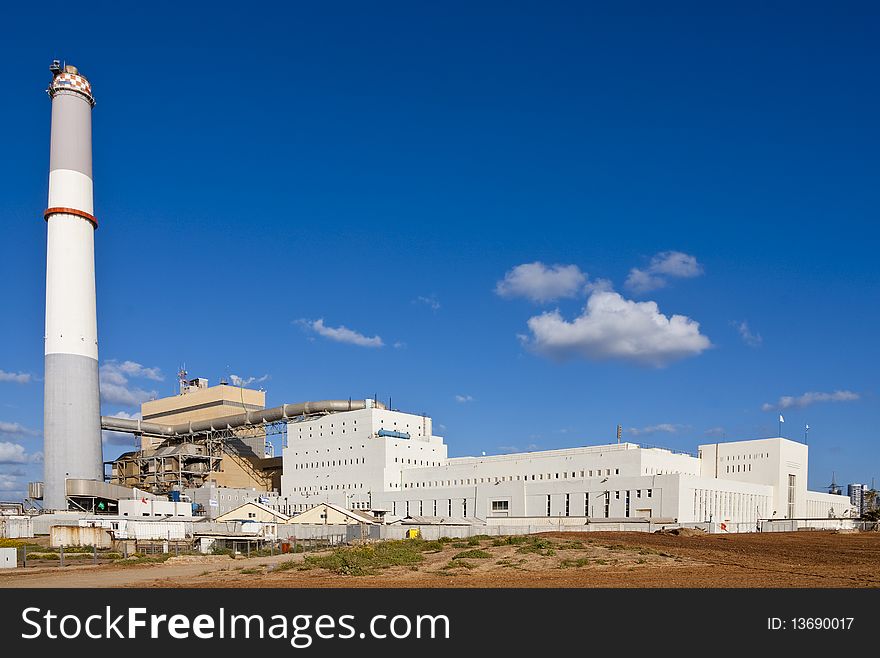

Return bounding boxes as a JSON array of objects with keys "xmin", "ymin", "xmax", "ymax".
[{"xmin": 44, "ymin": 207, "xmax": 98, "ymax": 228}]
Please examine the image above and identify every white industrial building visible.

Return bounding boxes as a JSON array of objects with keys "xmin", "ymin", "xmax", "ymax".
[{"xmin": 271, "ymin": 401, "xmax": 854, "ymax": 527}]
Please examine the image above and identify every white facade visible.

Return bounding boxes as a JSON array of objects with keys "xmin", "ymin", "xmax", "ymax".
[
  {"xmin": 272, "ymin": 404, "xmax": 854, "ymax": 526},
  {"xmin": 118, "ymin": 498, "xmax": 193, "ymax": 518}
]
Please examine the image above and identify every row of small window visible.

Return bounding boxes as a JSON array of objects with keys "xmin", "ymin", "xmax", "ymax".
[
  {"xmin": 291, "ymin": 483, "xmax": 365, "ymax": 492},
  {"xmin": 404, "ymin": 469, "xmax": 621, "ymax": 489},
  {"xmin": 294, "ymin": 446, "xmax": 367, "ymax": 455},
  {"xmin": 294, "ymin": 458, "xmax": 365, "ymax": 469},
  {"xmin": 297, "ymin": 420, "xmax": 358, "ymax": 431},
  {"xmin": 722, "ymin": 453, "xmax": 768, "ymax": 461},
  {"xmin": 394, "ymin": 458, "xmax": 441, "ymax": 466},
  {"xmin": 726, "ymin": 464, "xmax": 752, "ymax": 473}
]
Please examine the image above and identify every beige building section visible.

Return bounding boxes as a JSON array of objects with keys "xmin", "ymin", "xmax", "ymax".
[
  {"xmin": 133, "ymin": 380, "xmax": 273, "ymax": 492},
  {"xmin": 288, "ymin": 503, "xmax": 377, "ymax": 525},
  {"xmin": 216, "ymin": 501, "xmax": 290, "ymax": 523},
  {"xmin": 141, "ymin": 381, "xmax": 266, "ymax": 449}
]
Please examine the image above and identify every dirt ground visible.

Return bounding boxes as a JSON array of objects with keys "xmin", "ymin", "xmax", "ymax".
[{"xmin": 1, "ymin": 531, "xmax": 878, "ymax": 588}]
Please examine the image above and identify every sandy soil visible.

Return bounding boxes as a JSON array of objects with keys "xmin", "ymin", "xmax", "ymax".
[{"xmin": 1, "ymin": 531, "xmax": 878, "ymax": 588}]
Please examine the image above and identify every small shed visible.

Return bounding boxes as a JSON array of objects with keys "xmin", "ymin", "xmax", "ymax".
[
  {"xmin": 215, "ymin": 501, "xmax": 291, "ymax": 524},
  {"xmin": 288, "ymin": 503, "xmax": 377, "ymax": 526}
]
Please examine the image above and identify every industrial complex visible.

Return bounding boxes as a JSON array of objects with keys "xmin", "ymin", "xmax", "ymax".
[{"xmin": 0, "ymin": 61, "xmax": 868, "ymax": 564}]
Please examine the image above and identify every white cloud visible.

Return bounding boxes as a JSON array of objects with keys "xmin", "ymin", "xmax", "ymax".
[
  {"xmin": 523, "ymin": 290, "xmax": 711, "ymax": 367},
  {"xmin": 100, "ymin": 360, "xmax": 162, "ymax": 407},
  {"xmin": 298, "ymin": 319, "xmax": 384, "ymax": 348},
  {"xmin": 454, "ymin": 394, "xmax": 474, "ymax": 403},
  {"xmin": 495, "ymin": 262, "xmax": 588, "ymax": 303},
  {"xmin": 414, "ymin": 295, "xmax": 441, "ymax": 311},
  {"xmin": 0, "ymin": 369, "xmax": 32, "ymax": 384},
  {"xmin": 625, "ymin": 251, "xmax": 703, "ymax": 294},
  {"xmin": 734, "ymin": 321, "xmax": 763, "ymax": 347},
  {"xmin": 704, "ymin": 426, "xmax": 726, "ymax": 437},
  {"xmin": 761, "ymin": 390, "xmax": 860, "ymax": 412},
  {"xmin": 0, "ymin": 473, "xmax": 24, "ymax": 493},
  {"xmin": 0, "ymin": 441, "xmax": 28, "ymax": 463},
  {"xmin": 229, "ymin": 374, "xmax": 269, "ymax": 387},
  {"xmin": 0, "ymin": 421, "xmax": 39, "ymax": 437},
  {"xmin": 627, "ymin": 423, "xmax": 683, "ymax": 437}
]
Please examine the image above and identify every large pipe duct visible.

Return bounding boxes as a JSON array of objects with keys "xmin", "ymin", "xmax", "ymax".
[
  {"xmin": 101, "ymin": 399, "xmax": 386, "ymax": 438},
  {"xmin": 43, "ymin": 62, "xmax": 102, "ymax": 510}
]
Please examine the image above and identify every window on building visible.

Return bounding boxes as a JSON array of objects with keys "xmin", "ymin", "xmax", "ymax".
[
  {"xmin": 565, "ymin": 493, "xmax": 570, "ymax": 517},
  {"xmin": 546, "ymin": 495, "xmax": 551, "ymax": 517},
  {"xmin": 491, "ymin": 500, "xmax": 509, "ymax": 512}
]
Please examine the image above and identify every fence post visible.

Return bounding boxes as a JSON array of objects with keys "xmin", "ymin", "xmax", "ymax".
[
  {"xmin": 59, "ymin": 544, "xmax": 64, "ymax": 567},
  {"xmin": 93, "ymin": 545, "xmax": 97, "ymax": 565},
  {"xmin": 22, "ymin": 544, "xmax": 27, "ymax": 568}
]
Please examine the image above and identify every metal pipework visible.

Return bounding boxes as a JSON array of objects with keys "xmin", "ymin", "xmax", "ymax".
[{"xmin": 101, "ymin": 399, "xmax": 386, "ymax": 437}]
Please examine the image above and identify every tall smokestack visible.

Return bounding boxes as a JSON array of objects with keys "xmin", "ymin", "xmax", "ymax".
[{"xmin": 43, "ymin": 62, "xmax": 102, "ymax": 510}]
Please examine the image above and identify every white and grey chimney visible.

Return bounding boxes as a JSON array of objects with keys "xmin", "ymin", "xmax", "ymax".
[{"xmin": 43, "ymin": 62, "xmax": 102, "ymax": 510}]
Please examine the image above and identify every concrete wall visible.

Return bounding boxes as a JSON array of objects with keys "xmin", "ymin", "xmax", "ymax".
[
  {"xmin": 119, "ymin": 499, "xmax": 192, "ymax": 518},
  {"xmin": 805, "ymin": 491, "xmax": 855, "ymax": 518},
  {"xmin": 0, "ymin": 516, "xmax": 33, "ymax": 538},
  {"xmin": 50, "ymin": 525, "xmax": 112, "ymax": 548}
]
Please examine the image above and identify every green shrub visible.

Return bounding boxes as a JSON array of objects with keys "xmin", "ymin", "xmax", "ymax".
[
  {"xmin": 301, "ymin": 540, "xmax": 426, "ymax": 576},
  {"xmin": 559, "ymin": 557, "xmax": 591, "ymax": 569},
  {"xmin": 452, "ymin": 549, "xmax": 491, "ymax": 560},
  {"xmin": 450, "ymin": 542, "xmax": 469, "ymax": 548},
  {"xmin": 491, "ymin": 535, "xmax": 529, "ymax": 547}
]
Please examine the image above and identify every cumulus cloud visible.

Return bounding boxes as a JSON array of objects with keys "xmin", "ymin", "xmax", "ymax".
[
  {"xmin": 0, "ymin": 441, "xmax": 28, "ymax": 463},
  {"xmin": 495, "ymin": 262, "xmax": 588, "ymax": 303},
  {"xmin": 627, "ymin": 423, "xmax": 683, "ymax": 437},
  {"xmin": 414, "ymin": 295, "xmax": 441, "ymax": 311},
  {"xmin": 454, "ymin": 394, "xmax": 474, "ymax": 403},
  {"xmin": 0, "ymin": 473, "xmax": 24, "ymax": 493},
  {"xmin": 0, "ymin": 440, "xmax": 41, "ymax": 464},
  {"xmin": 761, "ymin": 390, "xmax": 860, "ymax": 412},
  {"xmin": 733, "ymin": 321, "xmax": 763, "ymax": 347},
  {"xmin": 99, "ymin": 360, "xmax": 163, "ymax": 407},
  {"xmin": 0, "ymin": 369, "xmax": 32, "ymax": 384},
  {"xmin": 229, "ymin": 374, "xmax": 269, "ymax": 387},
  {"xmin": 522, "ymin": 290, "xmax": 711, "ymax": 367},
  {"xmin": 298, "ymin": 319, "xmax": 384, "ymax": 348},
  {"xmin": 625, "ymin": 251, "xmax": 703, "ymax": 294},
  {"xmin": 0, "ymin": 421, "xmax": 39, "ymax": 437}
]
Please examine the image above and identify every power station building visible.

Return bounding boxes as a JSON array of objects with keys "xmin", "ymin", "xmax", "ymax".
[{"xmin": 270, "ymin": 403, "xmax": 854, "ymax": 525}]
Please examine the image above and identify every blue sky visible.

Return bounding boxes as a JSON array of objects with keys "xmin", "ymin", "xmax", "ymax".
[{"xmin": 1, "ymin": 2, "xmax": 877, "ymax": 499}]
